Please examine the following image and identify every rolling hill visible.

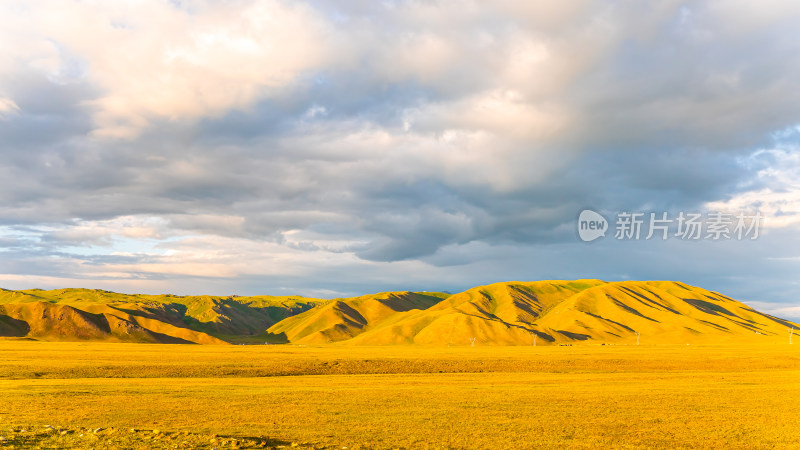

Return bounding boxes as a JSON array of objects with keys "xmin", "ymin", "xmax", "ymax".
[
  {"xmin": 265, "ymin": 291, "xmax": 449, "ymax": 344},
  {"xmin": 344, "ymin": 280, "xmax": 797, "ymax": 345},
  {"xmin": 1, "ymin": 281, "xmax": 797, "ymax": 345},
  {"xmin": 0, "ymin": 288, "xmax": 324, "ymax": 344}
]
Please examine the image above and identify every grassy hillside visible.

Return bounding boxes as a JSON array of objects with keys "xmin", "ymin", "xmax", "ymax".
[
  {"xmin": 266, "ymin": 291, "xmax": 448, "ymax": 344},
  {"xmin": 346, "ymin": 280, "xmax": 797, "ymax": 345},
  {"xmin": 0, "ymin": 281, "xmax": 797, "ymax": 345},
  {"xmin": 0, "ymin": 288, "xmax": 323, "ymax": 344},
  {"xmin": 346, "ymin": 280, "xmax": 606, "ymax": 345}
]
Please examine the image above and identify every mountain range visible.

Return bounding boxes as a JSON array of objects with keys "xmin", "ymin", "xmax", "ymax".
[{"xmin": 1, "ymin": 280, "xmax": 796, "ymax": 345}]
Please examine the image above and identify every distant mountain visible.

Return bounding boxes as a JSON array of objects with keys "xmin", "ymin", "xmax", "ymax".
[{"xmin": 0, "ymin": 281, "xmax": 796, "ymax": 345}]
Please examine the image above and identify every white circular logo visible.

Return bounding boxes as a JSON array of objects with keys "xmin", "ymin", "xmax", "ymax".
[{"xmin": 578, "ymin": 209, "xmax": 608, "ymax": 242}]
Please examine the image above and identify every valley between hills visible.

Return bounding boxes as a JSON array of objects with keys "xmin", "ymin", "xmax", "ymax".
[{"xmin": 1, "ymin": 280, "xmax": 796, "ymax": 345}]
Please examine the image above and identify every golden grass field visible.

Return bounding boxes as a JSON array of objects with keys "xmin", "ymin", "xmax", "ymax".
[{"xmin": 2, "ymin": 341, "xmax": 800, "ymax": 449}]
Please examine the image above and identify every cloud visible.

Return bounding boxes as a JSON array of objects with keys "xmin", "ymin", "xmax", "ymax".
[
  {"xmin": 0, "ymin": 0, "xmax": 800, "ymax": 309},
  {"xmin": 0, "ymin": 97, "xmax": 19, "ymax": 117},
  {"xmin": 42, "ymin": 216, "xmax": 168, "ymax": 247},
  {"xmin": 706, "ymin": 142, "xmax": 800, "ymax": 228},
  {"xmin": 2, "ymin": 0, "xmax": 334, "ymax": 138}
]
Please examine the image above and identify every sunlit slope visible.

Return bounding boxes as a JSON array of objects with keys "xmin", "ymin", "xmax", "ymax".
[
  {"xmin": 0, "ymin": 288, "xmax": 323, "ymax": 344},
  {"xmin": 346, "ymin": 280, "xmax": 798, "ymax": 345},
  {"xmin": 266, "ymin": 291, "xmax": 448, "ymax": 344},
  {"xmin": 346, "ymin": 280, "xmax": 604, "ymax": 345},
  {"xmin": 0, "ymin": 301, "xmax": 222, "ymax": 344},
  {"xmin": 532, "ymin": 281, "xmax": 796, "ymax": 344},
  {"xmin": 1, "ymin": 281, "xmax": 796, "ymax": 345}
]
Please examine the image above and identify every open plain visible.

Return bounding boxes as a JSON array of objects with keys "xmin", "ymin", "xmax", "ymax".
[{"xmin": 1, "ymin": 341, "xmax": 799, "ymax": 449}]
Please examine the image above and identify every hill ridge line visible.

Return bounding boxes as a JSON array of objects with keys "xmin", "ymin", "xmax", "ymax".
[{"xmin": 1, "ymin": 280, "xmax": 797, "ymax": 346}]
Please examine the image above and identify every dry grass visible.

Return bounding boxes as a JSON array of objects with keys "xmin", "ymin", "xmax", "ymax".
[{"xmin": 2, "ymin": 341, "xmax": 800, "ymax": 449}]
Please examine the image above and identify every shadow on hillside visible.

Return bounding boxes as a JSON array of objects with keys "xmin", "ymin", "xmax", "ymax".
[
  {"xmin": 0, "ymin": 314, "xmax": 30, "ymax": 337},
  {"xmin": 619, "ymin": 286, "xmax": 681, "ymax": 314},
  {"xmin": 109, "ymin": 304, "xmax": 186, "ymax": 325},
  {"xmin": 109, "ymin": 304, "xmax": 216, "ymax": 339},
  {"xmin": 262, "ymin": 331, "xmax": 289, "ymax": 344},
  {"xmin": 683, "ymin": 298, "xmax": 736, "ymax": 317},
  {"xmin": 454, "ymin": 310, "xmax": 557, "ymax": 343},
  {"xmin": 584, "ymin": 311, "xmax": 635, "ymax": 332},
  {"xmin": 609, "ymin": 296, "xmax": 660, "ymax": 322},
  {"xmin": 556, "ymin": 330, "xmax": 591, "ymax": 341},
  {"xmin": 111, "ymin": 301, "xmax": 306, "ymax": 341}
]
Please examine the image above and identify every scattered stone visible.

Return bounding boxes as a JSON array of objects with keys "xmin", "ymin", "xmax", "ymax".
[
  {"xmin": 130, "ymin": 428, "xmax": 138, "ymax": 433},
  {"xmin": 94, "ymin": 428, "xmax": 105, "ymax": 433},
  {"xmin": 60, "ymin": 430, "xmax": 70, "ymax": 436}
]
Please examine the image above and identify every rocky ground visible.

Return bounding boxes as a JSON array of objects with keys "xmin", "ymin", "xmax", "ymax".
[{"xmin": 0, "ymin": 425, "xmax": 348, "ymax": 450}]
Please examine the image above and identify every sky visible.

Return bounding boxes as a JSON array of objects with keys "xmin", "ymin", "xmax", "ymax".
[{"xmin": 1, "ymin": 1, "xmax": 799, "ymax": 319}]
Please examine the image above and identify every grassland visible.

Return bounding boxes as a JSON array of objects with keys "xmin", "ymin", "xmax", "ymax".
[{"xmin": 2, "ymin": 341, "xmax": 800, "ymax": 449}]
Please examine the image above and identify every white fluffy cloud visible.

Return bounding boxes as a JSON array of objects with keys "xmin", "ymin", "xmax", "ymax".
[
  {"xmin": 2, "ymin": 0, "xmax": 333, "ymax": 137},
  {"xmin": 706, "ymin": 138, "xmax": 800, "ymax": 228}
]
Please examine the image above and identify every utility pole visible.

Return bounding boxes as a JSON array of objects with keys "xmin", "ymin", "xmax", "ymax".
[
  {"xmin": 470, "ymin": 337, "xmax": 476, "ymax": 347},
  {"xmin": 635, "ymin": 331, "xmax": 641, "ymax": 346},
  {"xmin": 790, "ymin": 327, "xmax": 794, "ymax": 345}
]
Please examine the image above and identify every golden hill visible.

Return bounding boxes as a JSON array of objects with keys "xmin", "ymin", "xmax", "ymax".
[
  {"xmin": 0, "ymin": 281, "xmax": 797, "ymax": 345},
  {"xmin": 346, "ymin": 280, "xmax": 798, "ymax": 345},
  {"xmin": 266, "ymin": 291, "xmax": 448, "ymax": 344},
  {"xmin": 0, "ymin": 288, "xmax": 323, "ymax": 344}
]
